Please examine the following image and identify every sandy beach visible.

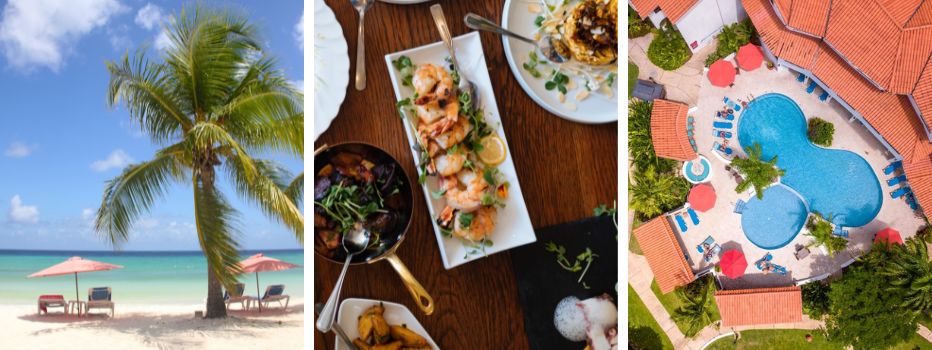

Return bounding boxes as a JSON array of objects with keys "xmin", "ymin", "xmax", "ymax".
[{"xmin": 2, "ymin": 299, "xmax": 304, "ymax": 349}]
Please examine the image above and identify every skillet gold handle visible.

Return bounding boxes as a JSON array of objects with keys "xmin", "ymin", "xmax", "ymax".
[
  {"xmin": 384, "ymin": 253, "xmax": 434, "ymax": 315},
  {"xmin": 314, "ymin": 144, "xmax": 329, "ymax": 156}
]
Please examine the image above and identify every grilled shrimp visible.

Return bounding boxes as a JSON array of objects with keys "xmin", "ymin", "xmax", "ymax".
[
  {"xmin": 413, "ymin": 64, "xmax": 455, "ymax": 100},
  {"xmin": 441, "ymin": 170, "xmax": 488, "ymax": 212},
  {"xmin": 454, "ymin": 206, "xmax": 497, "ymax": 241},
  {"xmin": 415, "ymin": 96, "xmax": 459, "ymax": 126},
  {"xmin": 433, "ymin": 151, "xmax": 466, "ymax": 176},
  {"xmin": 430, "ymin": 116, "xmax": 471, "ymax": 150}
]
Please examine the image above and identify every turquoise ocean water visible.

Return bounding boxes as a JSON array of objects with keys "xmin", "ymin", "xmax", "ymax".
[{"xmin": 0, "ymin": 249, "xmax": 303, "ymax": 304}]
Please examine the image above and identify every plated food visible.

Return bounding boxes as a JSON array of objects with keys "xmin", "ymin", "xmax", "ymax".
[
  {"xmin": 384, "ymin": 32, "xmax": 536, "ymax": 269},
  {"xmin": 502, "ymin": 0, "xmax": 618, "ymax": 123},
  {"xmin": 337, "ymin": 298, "xmax": 439, "ymax": 350}
]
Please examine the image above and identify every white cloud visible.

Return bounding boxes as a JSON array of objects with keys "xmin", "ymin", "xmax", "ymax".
[
  {"xmin": 134, "ymin": 3, "xmax": 162, "ymax": 30},
  {"xmin": 4, "ymin": 141, "xmax": 34, "ymax": 157},
  {"xmin": 91, "ymin": 149, "xmax": 133, "ymax": 172},
  {"xmin": 9, "ymin": 195, "xmax": 38, "ymax": 224},
  {"xmin": 0, "ymin": 0, "xmax": 127, "ymax": 71},
  {"xmin": 136, "ymin": 217, "xmax": 159, "ymax": 229},
  {"xmin": 294, "ymin": 12, "xmax": 304, "ymax": 51},
  {"xmin": 106, "ymin": 24, "xmax": 131, "ymax": 51},
  {"xmin": 154, "ymin": 29, "xmax": 171, "ymax": 51},
  {"xmin": 81, "ymin": 208, "xmax": 94, "ymax": 221}
]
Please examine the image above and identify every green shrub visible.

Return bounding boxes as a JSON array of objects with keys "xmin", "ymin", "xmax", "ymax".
[
  {"xmin": 647, "ymin": 21, "xmax": 692, "ymax": 71},
  {"xmin": 808, "ymin": 117, "xmax": 835, "ymax": 146},
  {"xmin": 628, "ymin": 6, "xmax": 653, "ymax": 38},
  {"xmin": 801, "ymin": 281, "xmax": 830, "ymax": 319},
  {"xmin": 704, "ymin": 19, "xmax": 756, "ymax": 66},
  {"xmin": 628, "ymin": 62, "xmax": 638, "ymax": 98}
]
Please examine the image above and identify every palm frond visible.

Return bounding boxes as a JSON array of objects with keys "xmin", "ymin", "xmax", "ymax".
[
  {"xmin": 285, "ymin": 172, "xmax": 304, "ymax": 206},
  {"xmin": 95, "ymin": 154, "xmax": 186, "ymax": 245},
  {"xmin": 188, "ymin": 121, "xmax": 258, "ymax": 180},
  {"xmin": 192, "ymin": 175, "xmax": 243, "ymax": 291},
  {"xmin": 106, "ymin": 49, "xmax": 191, "ymax": 143},
  {"xmin": 224, "ymin": 157, "xmax": 304, "ymax": 243}
]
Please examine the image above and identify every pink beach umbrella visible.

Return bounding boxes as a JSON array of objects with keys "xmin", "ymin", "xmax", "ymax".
[
  {"xmin": 239, "ymin": 253, "xmax": 299, "ymax": 311},
  {"xmin": 688, "ymin": 183, "xmax": 717, "ymax": 212},
  {"xmin": 708, "ymin": 60, "xmax": 736, "ymax": 87},
  {"xmin": 719, "ymin": 250, "xmax": 747, "ymax": 279},
  {"xmin": 736, "ymin": 44, "xmax": 764, "ymax": 71},
  {"xmin": 27, "ymin": 256, "xmax": 124, "ymax": 302}
]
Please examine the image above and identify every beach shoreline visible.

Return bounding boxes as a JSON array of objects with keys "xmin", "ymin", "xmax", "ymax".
[{"xmin": 3, "ymin": 298, "xmax": 304, "ymax": 349}]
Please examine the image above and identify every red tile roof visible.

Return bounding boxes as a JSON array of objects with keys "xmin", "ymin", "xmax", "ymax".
[
  {"xmin": 905, "ymin": 155, "xmax": 932, "ymax": 212},
  {"xmin": 906, "ymin": 2, "xmax": 932, "ymax": 28},
  {"xmin": 632, "ymin": 216, "xmax": 695, "ymax": 294},
  {"xmin": 786, "ymin": 0, "xmax": 830, "ymax": 37},
  {"xmin": 715, "ymin": 286, "xmax": 803, "ymax": 327},
  {"xmin": 879, "ymin": 0, "xmax": 925, "ymax": 27},
  {"xmin": 743, "ymin": 0, "xmax": 820, "ymax": 69},
  {"xmin": 650, "ymin": 99, "xmax": 697, "ymax": 161},
  {"xmin": 630, "ymin": 0, "xmax": 698, "ymax": 24}
]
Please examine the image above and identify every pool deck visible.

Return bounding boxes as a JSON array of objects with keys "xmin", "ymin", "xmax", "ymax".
[{"xmin": 677, "ymin": 65, "xmax": 926, "ymax": 289}]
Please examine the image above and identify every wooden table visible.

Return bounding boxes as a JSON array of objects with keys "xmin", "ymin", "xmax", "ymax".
[{"xmin": 314, "ymin": 1, "xmax": 617, "ymax": 348}]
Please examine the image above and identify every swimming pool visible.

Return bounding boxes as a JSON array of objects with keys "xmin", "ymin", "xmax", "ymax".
[
  {"xmin": 741, "ymin": 185, "xmax": 809, "ymax": 249},
  {"xmin": 737, "ymin": 94, "xmax": 882, "ymax": 247}
]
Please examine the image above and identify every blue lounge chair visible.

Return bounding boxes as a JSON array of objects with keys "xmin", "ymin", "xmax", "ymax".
[
  {"xmin": 806, "ymin": 81, "xmax": 817, "ymax": 94},
  {"xmin": 833, "ymin": 225, "xmax": 849, "ymax": 238},
  {"xmin": 676, "ymin": 215, "xmax": 688, "ymax": 232},
  {"xmin": 687, "ymin": 123, "xmax": 694, "ymax": 130},
  {"xmin": 819, "ymin": 91, "xmax": 829, "ymax": 101},
  {"xmin": 714, "ymin": 142, "xmax": 733, "ymax": 156},
  {"xmin": 797, "ymin": 73, "xmax": 806, "ymax": 82},
  {"xmin": 696, "ymin": 236, "xmax": 714, "ymax": 253},
  {"xmin": 713, "ymin": 121, "xmax": 732, "ymax": 129},
  {"xmin": 723, "ymin": 96, "xmax": 731, "ymax": 104},
  {"xmin": 714, "ymin": 129, "xmax": 733, "ymax": 139},
  {"xmin": 687, "ymin": 116, "xmax": 695, "ymax": 124},
  {"xmin": 891, "ymin": 186, "xmax": 911, "ymax": 199},
  {"xmin": 248, "ymin": 284, "xmax": 290, "ymax": 310},
  {"xmin": 689, "ymin": 138, "xmax": 696, "ymax": 146},
  {"xmin": 883, "ymin": 160, "xmax": 902, "ymax": 175},
  {"xmin": 734, "ymin": 199, "xmax": 746, "ymax": 214},
  {"xmin": 225, "ymin": 283, "xmax": 249, "ymax": 310},
  {"xmin": 705, "ymin": 244, "xmax": 721, "ymax": 262},
  {"xmin": 734, "ymin": 104, "xmax": 741, "ymax": 112},
  {"xmin": 87, "ymin": 287, "xmax": 114, "ymax": 317},
  {"xmin": 887, "ymin": 174, "xmax": 907, "ymax": 186},
  {"xmin": 907, "ymin": 194, "xmax": 919, "ymax": 210},
  {"xmin": 687, "ymin": 207, "xmax": 700, "ymax": 225},
  {"xmin": 716, "ymin": 112, "xmax": 734, "ymax": 121},
  {"xmin": 772, "ymin": 264, "xmax": 788, "ymax": 275}
]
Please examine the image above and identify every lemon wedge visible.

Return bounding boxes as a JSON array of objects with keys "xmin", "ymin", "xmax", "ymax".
[{"xmin": 478, "ymin": 135, "xmax": 506, "ymax": 166}]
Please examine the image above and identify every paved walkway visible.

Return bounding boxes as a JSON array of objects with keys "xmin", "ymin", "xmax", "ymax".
[{"xmin": 628, "ymin": 34, "xmax": 714, "ymax": 106}]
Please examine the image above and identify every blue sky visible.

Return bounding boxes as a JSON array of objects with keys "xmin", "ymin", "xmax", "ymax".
[{"xmin": 0, "ymin": 0, "xmax": 304, "ymax": 251}]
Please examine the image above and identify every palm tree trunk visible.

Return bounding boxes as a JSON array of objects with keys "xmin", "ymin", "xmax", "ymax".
[{"xmin": 205, "ymin": 262, "xmax": 227, "ymax": 318}]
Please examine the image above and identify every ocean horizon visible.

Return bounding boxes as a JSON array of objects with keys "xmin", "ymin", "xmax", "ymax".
[{"xmin": 0, "ymin": 249, "xmax": 304, "ymax": 305}]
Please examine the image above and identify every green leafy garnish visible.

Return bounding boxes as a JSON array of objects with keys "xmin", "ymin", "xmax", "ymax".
[
  {"xmin": 544, "ymin": 241, "xmax": 599, "ymax": 285},
  {"xmin": 458, "ymin": 213, "xmax": 474, "ymax": 228},
  {"xmin": 313, "ymin": 184, "xmax": 389, "ymax": 234},
  {"xmin": 534, "ymin": 16, "xmax": 545, "ymax": 27},
  {"xmin": 523, "ymin": 51, "xmax": 544, "ymax": 78},
  {"xmin": 392, "ymin": 55, "xmax": 414, "ymax": 86},
  {"xmin": 430, "ymin": 188, "xmax": 447, "ymax": 199},
  {"xmin": 605, "ymin": 73, "xmax": 616, "ymax": 87},
  {"xmin": 545, "ymin": 71, "xmax": 570, "ymax": 94}
]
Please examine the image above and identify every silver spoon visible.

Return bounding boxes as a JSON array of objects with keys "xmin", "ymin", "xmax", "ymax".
[
  {"xmin": 351, "ymin": 0, "xmax": 374, "ymax": 90},
  {"xmin": 315, "ymin": 302, "xmax": 356, "ymax": 349},
  {"xmin": 464, "ymin": 13, "xmax": 568, "ymax": 64},
  {"xmin": 316, "ymin": 224, "xmax": 371, "ymax": 332},
  {"xmin": 430, "ymin": 4, "xmax": 479, "ymax": 112}
]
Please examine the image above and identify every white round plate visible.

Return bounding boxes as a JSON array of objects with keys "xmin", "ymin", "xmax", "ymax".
[
  {"xmin": 314, "ymin": 0, "xmax": 350, "ymax": 141},
  {"xmin": 378, "ymin": 0, "xmax": 431, "ymax": 4},
  {"xmin": 501, "ymin": 0, "xmax": 618, "ymax": 123}
]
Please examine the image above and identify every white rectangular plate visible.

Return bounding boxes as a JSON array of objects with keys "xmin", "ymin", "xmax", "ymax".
[
  {"xmin": 384, "ymin": 32, "xmax": 536, "ymax": 269},
  {"xmin": 336, "ymin": 298, "xmax": 439, "ymax": 350}
]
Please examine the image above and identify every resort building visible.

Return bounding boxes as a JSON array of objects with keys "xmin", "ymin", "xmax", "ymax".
[
  {"xmin": 631, "ymin": 216, "xmax": 696, "ymax": 293},
  {"xmin": 714, "ymin": 286, "xmax": 803, "ymax": 327},
  {"xmin": 629, "ymin": 0, "xmax": 748, "ymax": 52}
]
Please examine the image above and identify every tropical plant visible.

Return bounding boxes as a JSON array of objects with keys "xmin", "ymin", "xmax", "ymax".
[
  {"xmin": 881, "ymin": 238, "xmax": 932, "ymax": 316},
  {"xmin": 916, "ymin": 225, "xmax": 932, "ymax": 244},
  {"xmin": 628, "ymin": 100, "xmax": 677, "ymax": 173},
  {"xmin": 628, "ymin": 61, "xmax": 639, "ymax": 98},
  {"xmin": 672, "ymin": 277, "xmax": 715, "ymax": 337},
  {"xmin": 801, "ymin": 281, "xmax": 830, "ymax": 319},
  {"xmin": 95, "ymin": 7, "xmax": 304, "ymax": 319},
  {"xmin": 731, "ymin": 143, "xmax": 784, "ymax": 199},
  {"xmin": 805, "ymin": 214, "xmax": 847, "ymax": 257},
  {"xmin": 628, "ymin": 6, "xmax": 652, "ymax": 38},
  {"xmin": 629, "ymin": 166, "xmax": 690, "ymax": 220},
  {"xmin": 704, "ymin": 19, "xmax": 756, "ymax": 66},
  {"xmin": 647, "ymin": 20, "xmax": 692, "ymax": 70},
  {"xmin": 808, "ymin": 118, "xmax": 834, "ymax": 146}
]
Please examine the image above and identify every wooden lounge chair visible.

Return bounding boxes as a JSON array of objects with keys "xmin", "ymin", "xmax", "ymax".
[
  {"xmin": 37, "ymin": 294, "xmax": 67, "ymax": 315},
  {"xmin": 250, "ymin": 284, "xmax": 290, "ymax": 311},
  {"xmin": 225, "ymin": 283, "xmax": 249, "ymax": 310},
  {"xmin": 86, "ymin": 287, "xmax": 114, "ymax": 317}
]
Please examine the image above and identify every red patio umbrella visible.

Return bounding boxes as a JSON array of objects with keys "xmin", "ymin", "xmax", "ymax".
[
  {"xmin": 874, "ymin": 227, "xmax": 903, "ymax": 245},
  {"xmin": 28, "ymin": 256, "xmax": 124, "ymax": 302},
  {"xmin": 736, "ymin": 44, "xmax": 764, "ymax": 70},
  {"xmin": 719, "ymin": 250, "xmax": 747, "ymax": 279},
  {"xmin": 708, "ymin": 60, "xmax": 736, "ymax": 87},
  {"xmin": 239, "ymin": 253, "xmax": 299, "ymax": 311},
  {"xmin": 688, "ymin": 183, "xmax": 717, "ymax": 212}
]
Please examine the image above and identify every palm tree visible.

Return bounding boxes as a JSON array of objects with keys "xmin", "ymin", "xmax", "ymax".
[
  {"xmin": 672, "ymin": 277, "xmax": 715, "ymax": 337},
  {"xmin": 731, "ymin": 143, "xmax": 784, "ymax": 199},
  {"xmin": 629, "ymin": 166, "xmax": 690, "ymax": 219},
  {"xmin": 805, "ymin": 214, "xmax": 847, "ymax": 257},
  {"xmin": 881, "ymin": 238, "xmax": 932, "ymax": 316},
  {"xmin": 95, "ymin": 7, "xmax": 303, "ymax": 318}
]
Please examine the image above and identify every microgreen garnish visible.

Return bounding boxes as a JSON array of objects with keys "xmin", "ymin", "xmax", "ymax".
[
  {"xmin": 523, "ymin": 51, "xmax": 544, "ymax": 78},
  {"xmin": 545, "ymin": 71, "xmax": 570, "ymax": 94},
  {"xmin": 544, "ymin": 241, "xmax": 599, "ymax": 286},
  {"xmin": 313, "ymin": 184, "xmax": 388, "ymax": 234},
  {"xmin": 392, "ymin": 55, "xmax": 415, "ymax": 87},
  {"xmin": 605, "ymin": 73, "xmax": 616, "ymax": 87},
  {"xmin": 594, "ymin": 201, "xmax": 618, "ymax": 229},
  {"xmin": 430, "ymin": 188, "xmax": 447, "ymax": 199},
  {"xmin": 458, "ymin": 213, "xmax": 474, "ymax": 228},
  {"xmin": 534, "ymin": 15, "xmax": 545, "ymax": 27}
]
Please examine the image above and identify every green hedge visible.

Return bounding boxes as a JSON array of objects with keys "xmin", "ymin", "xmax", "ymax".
[
  {"xmin": 704, "ymin": 20, "xmax": 756, "ymax": 66},
  {"xmin": 801, "ymin": 281, "xmax": 830, "ymax": 319},
  {"xmin": 808, "ymin": 117, "xmax": 835, "ymax": 146},
  {"xmin": 628, "ymin": 6, "xmax": 652, "ymax": 38},
  {"xmin": 647, "ymin": 21, "xmax": 692, "ymax": 71}
]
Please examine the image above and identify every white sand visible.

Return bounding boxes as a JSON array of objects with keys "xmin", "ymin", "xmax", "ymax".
[{"xmin": 1, "ymin": 299, "xmax": 303, "ymax": 349}]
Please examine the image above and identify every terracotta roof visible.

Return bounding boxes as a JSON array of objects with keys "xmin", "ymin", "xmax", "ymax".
[
  {"xmin": 773, "ymin": 0, "xmax": 792, "ymax": 21},
  {"xmin": 631, "ymin": 216, "xmax": 695, "ymax": 294},
  {"xmin": 630, "ymin": 0, "xmax": 698, "ymax": 24},
  {"xmin": 650, "ymin": 99, "xmax": 697, "ymax": 161},
  {"xmin": 878, "ymin": 0, "xmax": 925, "ymax": 27},
  {"xmin": 823, "ymin": 0, "xmax": 902, "ymax": 90},
  {"xmin": 744, "ymin": 0, "xmax": 820, "ymax": 69},
  {"xmin": 906, "ymin": 2, "xmax": 932, "ymax": 28},
  {"xmin": 905, "ymin": 155, "xmax": 932, "ymax": 212},
  {"xmin": 911, "ymin": 52, "xmax": 932, "ymax": 130},
  {"xmin": 714, "ymin": 286, "xmax": 803, "ymax": 327},
  {"xmin": 786, "ymin": 0, "xmax": 830, "ymax": 37}
]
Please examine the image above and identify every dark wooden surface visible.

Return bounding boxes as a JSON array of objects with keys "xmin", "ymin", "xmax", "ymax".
[{"xmin": 313, "ymin": 0, "xmax": 617, "ymax": 349}]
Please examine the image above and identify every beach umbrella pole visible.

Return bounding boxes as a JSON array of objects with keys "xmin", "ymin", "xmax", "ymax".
[
  {"xmin": 74, "ymin": 272, "xmax": 79, "ymax": 302},
  {"xmin": 256, "ymin": 272, "xmax": 262, "ymax": 312}
]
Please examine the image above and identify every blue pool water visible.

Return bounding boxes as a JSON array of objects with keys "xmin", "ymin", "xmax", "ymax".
[
  {"xmin": 741, "ymin": 185, "xmax": 809, "ymax": 249},
  {"xmin": 683, "ymin": 156, "xmax": 711, "ymax": 183},
  {"xmin": 737, "ymin": 94, "xmax": 882, "ymax": 247}
]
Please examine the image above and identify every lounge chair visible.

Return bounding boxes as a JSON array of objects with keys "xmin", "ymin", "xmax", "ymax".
[
  {"xmin": 689, "ymin": 138, "xmax": 696, "ymax": 146},
  {"xmin": 795, "ymin": 246, "xmax": 810, "ymax": 260},
  {"xmin": 734, "ymin": 104, "xmax": 741, "ymax": 112},
  {"xmin": 225, "ymin": 283, "xmax": 249, "ymax": 311},
  {"xmin": 907, "ymin": 193, "xmax": 919, "ymax": 210},
  {"xmin": 687, "ymin": 129, "xmax": 695, "ymax": 137},
  {"xmin": 806, "ymin": 81, "xmax": 817, "ymax": 94},
  {"xmin": 713, "ymin": 142, "xmax": 733, "ymax": 156},
  {"xmin": 687, "ymin": 116, "xmax": 695, "ymax": 124},
  {"xmin": 687, "ymin": 122, "xmax": 694, "ymax": 130},
  {"xmin": 819, "ymin": 91, "xmax": 829, "ymax": 101},
  {"xmin": 714, "ymin": 129, "xmax": 733, "ymax": 139},
  {"xmin": 772, "ymin": 264, "xmax": 788, "ymax": 275},
  {"xmin": 86, "ymin": 287, "xmax": 114, "ymax": 317},
  {"xmin": 891, "ymin": 186, "xmax": 911, "ymax": 199},
  {"xmin": 713, "ymin": 121, "xmax": 732, "ymax": 129},
  {"xmin": 250, "ymin": 285, "xmax": 290, "ymax": 310},
  {"xmin": 887, "ymin": 174, "xmax": 907, "ymax": 186},
  {"xmin": 833, "ymin": 225, "xmax": 849, "ymax": 238},
  {"xmin": 687, "ymin": 208, "xmax": 700, "ymax": 225},
  {"xmin": 705, "ymin": 244, "xmax": 721, "ymax": 262},
  {"xmin": 696, "ymin": 236, "xmax": 714, "ymax": 253},
  {"xmin": 734, "ymin": 199, "xmax": 746, "ymax": 214},
  {"xmin": 37, "ymin": 294, "xmax": 66, "ymax": 315},
  {"xmin": 797, "ymin": 73, "xmax": 806, "ymax": 82},
  {"xmin": 716, "ymin": 111, "xmax": 735, "ymax": 121},
  {"xmin": 692, "ymin": 144, "xmax": 698, "ymax": 152},
  {"xmin": 883, "ymin": 160, "xmax": 903, "ymax": 175},
  {"xmin": 675, "ymin": 215, "xmax": 688, "ymax": 232}
]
